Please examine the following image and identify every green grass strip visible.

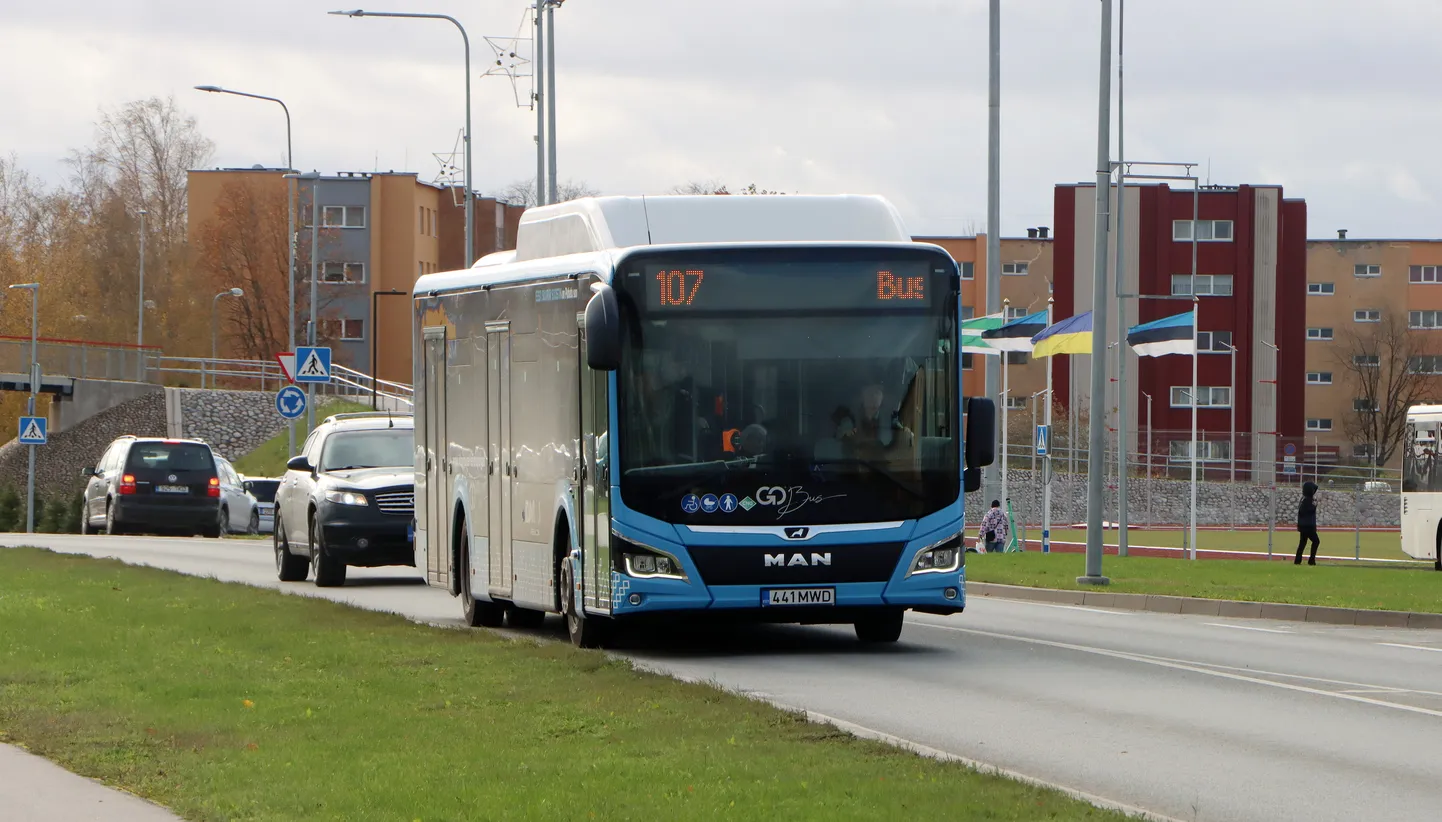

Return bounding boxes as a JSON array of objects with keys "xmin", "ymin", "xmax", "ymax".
[
  {"xmin": 232, "ymin": 400, "xmax": 375, "ymax": 477},
  {"xmin": 0, "ymin": 549, "xmax": 1126, "ymax": 821},
  {"xmin": 968, "ymin": 552, "xmax": 1442, "ymax": 613},
  {"xmin": 1042, "ymin": 528, "xmax": 1406, "ymax": 561}
]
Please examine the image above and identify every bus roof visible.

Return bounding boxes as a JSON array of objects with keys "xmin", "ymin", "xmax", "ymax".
[{"xmin": 1408, "ymin": 404, "xmax": 1442, "ymax": 424}]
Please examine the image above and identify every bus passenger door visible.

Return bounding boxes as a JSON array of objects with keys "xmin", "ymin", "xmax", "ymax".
[
  {"xmin": 579, "ymin": 321, "xmax": 612, "ymax": 614},
  {"xmin": 422, "ymin": 327, "xmax": 450, "ymax": 588},
  {"xmin": 486, "ymin": 321, "xmax": 513, "ymax": 596}
]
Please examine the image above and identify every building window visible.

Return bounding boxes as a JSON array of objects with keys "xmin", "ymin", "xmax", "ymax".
[
  {"xmin": 1306, "ymin": 372, "xmax": 1333, "ymax": 385},
  {"xmin": 1307, "ymin": 282, "xmax": 1335, "ymax": 295},
  {"xmin": 1410, "ymin": 265, "xmax": 1441, "ymax": 284},
  {"xmin": 320, "ymin": 318, "xmax": 365, "ymax": 341},
  {"xmin": 1306, "ymin": 418, "xmax": 1333, "ymax": 432},
  {"xmin": 321, "ymin": 262, "xmax": 365, "ymax": 284},
  {"xmin": 1353, "ymin": 309, "xmax": 1381, "ymax": 323},
  {"xmin": 1172, "ymin": 220, "xmax": 1234, "ymax": 242},
  {"xmin": 1170, "ymin": 274, "xmax": 1234, "ymax": 296},
  {"xmin": 1004, "ymin": 396, "xmax": 1027, "ymax": 410},
  {"xmin": 1410, "ymin": 310, "xmax": 1442, "ymax": 329},
  {"xmin": 1353, "ymin": 443, "xmax": 1375, "ymax": 459},
  {"xmin": 962, "ymin": 353, "xmax": 974, "ymax": 371},
  {"xmin": 1168, "ymin": 440, "xmax": 1232, "ymax": 462},
  {"xmin": 1004, "ymin": 307, "xmax": 1028, "ymax": 321},
  {"xmin": 1352, "ymin": 354, "xmax": 1380, "ymax": 368},
  {"xmin": 1002, "ymin": 262, "xmax": 1029, "ymax": 276},
  {"xmin": 962, "ymin": 306, "xmax": 975, "ymax": 321},
  {"xmin": 1197, "ymin": 330, "xmax": 1234, "ymax": 353},
  {"xmin": 1354, "ymin": 398, "xmax": 1377, "ymax": 412},
  {"xmin": 322, "ymin": 205, "xmax": 366, "ymax": 228},
  {"xmin": 1353, "ymin": 263, "xmax": 1381, "ymax": 278},
  {"xmin": 1005, "ymin": 351, "xmax": 1030, "ymax": 365},
  {"xmin": 959, "ymin": 262, "xmax": 974, "ymax": 281},
  {"xmin": 1306, "ymin": 327, "xmax": 1334, "ymax": 340},
  {"xmin": 1170, "ymin": 386, "xmax": 1231, "ymax": 408},
  {"xmin": 1410, "ymin": 356, "xmax": 1442, "ymax": 375}
]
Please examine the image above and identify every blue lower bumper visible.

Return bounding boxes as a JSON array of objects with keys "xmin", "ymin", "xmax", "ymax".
[{"xmin": 607, "ymin": 566, "xmax": 965, "ymax": 618}]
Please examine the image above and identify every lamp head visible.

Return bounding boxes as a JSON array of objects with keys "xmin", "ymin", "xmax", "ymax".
[
  {"xmin": 194, "ymin": 84, "xmax": 224, "ymax": 93},
  {"xmin": 230, "ymin": 288, "xmax": 245, "ymax": 297},
  {"xmin": 329, "ymin": 9, "xmax": 364, "ymax": 16}
]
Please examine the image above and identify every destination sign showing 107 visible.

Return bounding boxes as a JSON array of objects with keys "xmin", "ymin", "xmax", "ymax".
[{"xmin": 645, "ymin": 260, "xmax": 934, "ymax": 312}]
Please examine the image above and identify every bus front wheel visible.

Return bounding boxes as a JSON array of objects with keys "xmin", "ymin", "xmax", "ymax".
[{"xmin": 854, "ymin": 610, "xmax": 905, "ymax": 643}]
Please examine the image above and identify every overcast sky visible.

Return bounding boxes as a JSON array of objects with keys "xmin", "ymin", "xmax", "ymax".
[{"xmin": 4, "ymin": 0, "xmax": 1440, "ymax": 239}]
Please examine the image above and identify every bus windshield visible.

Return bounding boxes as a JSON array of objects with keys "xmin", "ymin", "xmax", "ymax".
[{"xmin": 614, "ymin": 246, "xmax": 959, "ymax": 525}]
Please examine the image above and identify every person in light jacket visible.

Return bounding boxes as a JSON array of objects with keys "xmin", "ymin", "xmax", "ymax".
[
  {"xmin": 1295, "ymin": 481, "xmax": 1320, "ymax": 566},
  {"xmin": 979, "ymin": 500, "xmax": 1008, "ymax": 553}
]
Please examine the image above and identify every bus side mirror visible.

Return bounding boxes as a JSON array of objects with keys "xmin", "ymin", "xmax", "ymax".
[
  {"xmin": 964, "ymin": 467, "xmax": 982, "ymax": 493},
  {"xmin": 965, "ymin": 397, "xmax": 996, "ymax": 469},
  {"xmin": 584, "ymin": 283, "xmax": 621, "ymax": 372}
]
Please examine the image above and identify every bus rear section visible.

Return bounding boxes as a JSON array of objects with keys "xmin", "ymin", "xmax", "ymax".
[
  {"xmin": 1402, "ymin": 405, "xmax": 1442, "ymax": 569},
  {"xmin": 586, "ymin": 242, "xmax": 996, "ymax": 643}
]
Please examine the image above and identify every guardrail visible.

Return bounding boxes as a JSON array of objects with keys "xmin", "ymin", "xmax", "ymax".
[{"xmin": 0, "ymin": 336, "xmax": 159, "ymax": 382}]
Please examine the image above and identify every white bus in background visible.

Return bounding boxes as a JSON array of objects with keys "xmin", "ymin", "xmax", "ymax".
[{"xmin": 1401, "ymin": 404, "xmax": 1442, "ymax": 569}]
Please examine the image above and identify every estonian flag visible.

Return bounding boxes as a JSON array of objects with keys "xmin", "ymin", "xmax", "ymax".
[
  {"xmin": 1030, "ymin": 311, "xmax": 1093, "ymax": 358},
  {"xmin": 1127, "ymin": 311, "xmax": 1196, "ymax": 358},
  {"xmin": 981, "ymin": 310, "xmax": 1048, "ymax": 352}
]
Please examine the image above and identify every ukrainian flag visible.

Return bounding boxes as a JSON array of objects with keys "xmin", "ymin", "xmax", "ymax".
[{"xmin": 1029, "ymin": 311, "xmax": 1093, "ymax": 358}]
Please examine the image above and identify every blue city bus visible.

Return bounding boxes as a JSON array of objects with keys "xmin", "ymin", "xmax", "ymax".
[{"xmin": 412, "ymin": 194, "xmax": 994, "ymax": 647}]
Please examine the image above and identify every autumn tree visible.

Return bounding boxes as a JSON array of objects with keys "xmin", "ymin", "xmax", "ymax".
[
  {"xmin": 196, "ymin": 180, "xmax": 291, "ymax": 361},
  {"xmin": 1336, "ymin": 309, "xmax": 1440, "ymax": 469},
  {"xmin": 499, "ymin": 178, "xmax": 600, "ymax": 207},
  {"xmin": 670, "ymin": 181, "xmax": 788, "ymax": 195}
]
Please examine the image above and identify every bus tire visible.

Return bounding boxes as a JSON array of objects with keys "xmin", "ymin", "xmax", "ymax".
[
  {"xmin": 854, "ymin": 610, "xmax": 905, "ymax": 643},
  {"xmin": 561, "ymin": 558, "xmax": 610, "ymax": 649},
  {"xmin": 506, "ymin": 606, "xmax": 547, "ymax": 629},
  {"xmin": 459, "ymin": 529, "xmax": 504, "ymax": 627}
]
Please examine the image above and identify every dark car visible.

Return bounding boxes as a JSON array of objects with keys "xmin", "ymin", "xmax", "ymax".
[
  {"xmin": 273, "ymin": 412, "xmax": 416, "ymax": 587},
  {"xmin": 80, "ymin": 437, "xmax": 225, "ymax": 537}
]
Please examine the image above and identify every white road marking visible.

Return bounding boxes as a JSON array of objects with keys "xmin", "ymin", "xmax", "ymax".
[
  {"xmin": 1203, "ymin": 623, "xmax": 1294, "ymax": 634},
  {"xmin": 913, "ymin": 621, "xmax": 1442, "ymax": 718},
  {"xmin": 996, "ymin": 600, "xmax": 1137, "ymax": 616},
  {"xmin": 1379, "ymin": 642, "xmax": 1442, "ymax": 654}
]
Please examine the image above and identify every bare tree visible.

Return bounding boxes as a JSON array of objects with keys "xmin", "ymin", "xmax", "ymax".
[
  {"xmin": 499, "ymin": 178, "xmax": 600, "ymax": 207},
  {"xmin": 670, "ymin": 180, "xmax": 788, "ymax": 195},
  {"xmin": 1337, "ymin": 310, "xmax": 1439, "ymax": 468},
  {"xmin": 87, "ymin": 96, "xmax": 214, "ymax": 244},
  {"xmin": 196, "ymin": 181, "xmax": 290, "ymax": 361}
]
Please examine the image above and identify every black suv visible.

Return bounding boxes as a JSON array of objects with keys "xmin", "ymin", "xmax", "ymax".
[
  {"xmin": 80, "ymin": 437, "xmax": 225, "ymax": 537},
  {"xmin": 273, "ymin": 412, "xmax": 416, "ymax": 586}
]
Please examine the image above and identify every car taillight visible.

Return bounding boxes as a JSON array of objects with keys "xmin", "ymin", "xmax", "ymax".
[
  {"xmin": 119, "ymin": 475, "xmax": 136, "ymax": 495},
  {"xmin": 208, "ymin": 477, "xmax": 221, "ymax": 498}
]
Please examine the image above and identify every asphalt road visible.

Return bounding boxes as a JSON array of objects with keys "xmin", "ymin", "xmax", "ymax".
[{"xmin": 4, "ymin": 534, "xmax": 1441, "ymax": 822}]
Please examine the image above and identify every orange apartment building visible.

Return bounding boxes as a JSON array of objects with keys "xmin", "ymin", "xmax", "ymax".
[{"xmin": 187, "ymin": 167, "xmax": 524, "ymax": 385}]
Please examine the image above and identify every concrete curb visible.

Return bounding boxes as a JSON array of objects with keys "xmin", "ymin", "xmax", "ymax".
[{"xmin": 968, "ymin": 582, "xmax": 1442, "ymax": 630}]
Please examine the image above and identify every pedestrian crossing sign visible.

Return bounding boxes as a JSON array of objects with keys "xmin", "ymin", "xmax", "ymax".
[
  {"xmin": 1035, "ymin": 424, "xmax": 1049, "ymax": 457},
  {"xmin": 18, "ymin": 416, "xmax": 47, "ymax": 445},
  {"xmin": 294, "ymin": 346, "xmax": 332, "ymax": 384}
]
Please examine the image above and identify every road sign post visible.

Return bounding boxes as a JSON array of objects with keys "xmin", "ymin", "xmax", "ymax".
[
  {"xmin": 18, "ymin": 415, "xmax": 46, "ymax": 536},
  {"xmin": 294, "ymin": 346, "xmax": 332, "ymax": 431},
  {"xmin": 275, "ymin": 386, "xmax": 307, "ymax": 421},
  {"xmin": 1036, "ymin": 424, "xmax": 1049, "ymax": 457}
]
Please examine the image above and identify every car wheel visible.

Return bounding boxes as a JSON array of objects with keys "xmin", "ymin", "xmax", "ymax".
[
  {"xmin": 79, "ymin": 503, "xmax": 90, "ymax": 535},
  {"xmin": 560, "ymin": 556, "xmax": 610, "ymax": 649},
  {"xmin": 104, "ymin": 502, "xmax": 124, "ymax": 536},
  {"xmin": 274, "ymin": 513, "xmax": 309, "ymax": 582},
  {"xmin": 459, "ymin": 530, "xmax": 503, "ymax": 627},
  {"xmin": 248, "ymin": 509, "xmax": 261, "ymax": 536},
  {"xmin": 854, "ymin": 610, "xmax": 905, "ymax": 644},
  {"xmin": 311, "ymin": 517, "xmax": 346, "ymax": 587},
  {"xmin": 215, "ymin": 506, "xmax": 229, "ymax": 538}
]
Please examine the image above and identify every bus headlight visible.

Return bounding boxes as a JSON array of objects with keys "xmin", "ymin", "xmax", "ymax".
[
  {"xmin": 618, "ymin": 539, "xmax": 688, "ymax": 581},
  {"xmin": 911, "ymin": 534, "xmax": 963, "ymax": 575}
]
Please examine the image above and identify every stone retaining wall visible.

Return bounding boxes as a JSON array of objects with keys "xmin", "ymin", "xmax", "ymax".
[
  {"xmin": 0, "ymin": 392, "xmax": 167, "ymax": 499},
  {"xmin": 174, "ymin": 389, "xmax": 294, "ymax": 463}
]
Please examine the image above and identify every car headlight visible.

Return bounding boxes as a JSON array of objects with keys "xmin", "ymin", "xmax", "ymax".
[
  {"xmin": 911, "ymin": 534, "xmax": 962, "ymax": 575},
  {"xmin": 324, "ymin": 489, "xmax": 368, "ymax": 506}
]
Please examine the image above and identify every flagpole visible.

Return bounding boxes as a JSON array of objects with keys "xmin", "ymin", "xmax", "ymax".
[
  {"xmin": 1043, "ymin": 296, "xmax": 1054, "ymax": 554},
  {"xmin": 1190, "ymin": 294, "xmax": 1199, "ymax": 561},
  {"xmin": 1002, "ymin": 298, "xmax": 1010, "ymax": 510}
]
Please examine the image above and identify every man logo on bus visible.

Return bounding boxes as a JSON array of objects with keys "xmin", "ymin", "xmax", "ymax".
[
  {"xmin": 756, "ymin": 486, "xmax": 787, "ymax": 506},
  {"xmin": 765, "ymin": 552, "xmax": 832, "ymax": 567}
]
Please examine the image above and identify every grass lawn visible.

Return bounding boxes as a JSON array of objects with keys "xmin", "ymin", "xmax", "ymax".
[
  {"xmin": 967, "ymin": 551, "xmax": 1442, "ymax": 613},
  {"xmin": 1043, "ymin": 527, "xmax": 1407, "ymax": 561},
  {"xmin": 0, "ymin": 549, "xmax": 1125, "ymax": 822},
  {"xmin": 232, "ymin": 399, "xmax": 374, "ymax": 478}
]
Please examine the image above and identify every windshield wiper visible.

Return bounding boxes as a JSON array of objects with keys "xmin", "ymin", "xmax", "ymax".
[{"xmin": 811, "ymin": 458, "xmax": 925, "ymax": 500}]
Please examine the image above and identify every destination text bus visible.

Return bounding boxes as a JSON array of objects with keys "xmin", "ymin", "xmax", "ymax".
[{"xmin": 410, "ymin": 195, "xmax": 995, "ymax": 646}]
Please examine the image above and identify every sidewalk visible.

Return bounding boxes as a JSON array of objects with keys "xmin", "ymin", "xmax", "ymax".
[{"xmin": 0, "ymin": 743, "xmax": 182, "ymax": 822}]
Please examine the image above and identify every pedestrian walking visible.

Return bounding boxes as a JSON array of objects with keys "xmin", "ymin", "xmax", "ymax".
[
  {"xmin": 980, "ymin": 499, "xmax": 1008, "ymax": 553},
  {"xmin": 1295, "ymin": 481, "xmax": 1320, "ymax": 565}
]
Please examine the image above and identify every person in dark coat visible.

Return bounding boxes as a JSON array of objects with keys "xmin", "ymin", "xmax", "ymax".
[{"xmin": 1295, "ymin": 481, "xmax": 1320, "ymax": 565}]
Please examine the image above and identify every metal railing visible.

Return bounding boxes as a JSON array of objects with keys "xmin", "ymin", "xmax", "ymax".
[{"xmin": 0, "ymin": 336, "xmax": 158, "ymax": 382}]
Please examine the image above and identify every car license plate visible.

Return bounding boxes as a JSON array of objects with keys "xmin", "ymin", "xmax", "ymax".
[
  {"xmin": 156, "ymin": 485, "xmax": 188, "ymax": 494},
  {"xmin": 762, "ymin": 588, "xmax": 835, "ymax": 607}
]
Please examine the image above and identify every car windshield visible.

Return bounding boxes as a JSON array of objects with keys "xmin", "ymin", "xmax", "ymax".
[
  {"xmin": 126, "ymin": 442, "xmax": 215, "ymax": 472},
  {"xmin": 247, "ymin": 480, "xmax": 280, "ymax": 503},
  {"xmin": 614, "ymin": 246, "xmax": 960, "ymax": 525},
  {"xmin": 320, "ymin": 429, "xmax": 413, "ymax": 471}
]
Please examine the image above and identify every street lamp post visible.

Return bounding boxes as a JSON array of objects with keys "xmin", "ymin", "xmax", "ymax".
[
  {"xmin": 545, "ymin": 0, "xmax": 559, "ymax": 206},
  {"xmin": 284, "ymin": 172, "xmax": 322, "ymax": 429},
  {"xmin": 371, "ymin": 289, "xmax": 408, "ymax": 409},
  {"xmin": 196, "ymin": 85, "xmax": 295, "ymax": 448},
  {"xmin": 9, "ymin": 283, "xmax": 39, "ymax": 533},
  {"xmin": 330, "ymin": 9, "xmax": 474, "ymax": 267},
  {"xmin": 210, "ymin": 288, "xmax": 245, "ymax": 389},
  {"xmin": 136, "ymin": 208, "xmax": 147, "ymax": 381}
]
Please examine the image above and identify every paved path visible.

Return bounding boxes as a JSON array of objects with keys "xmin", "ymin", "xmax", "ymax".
[
  {"xmin": 4, "ymin": 534, "xmax": 1442, "ymax": 822},
  {"xmin": 0, "ymin": 743, "xmax": 182, "ymax": 821}
]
